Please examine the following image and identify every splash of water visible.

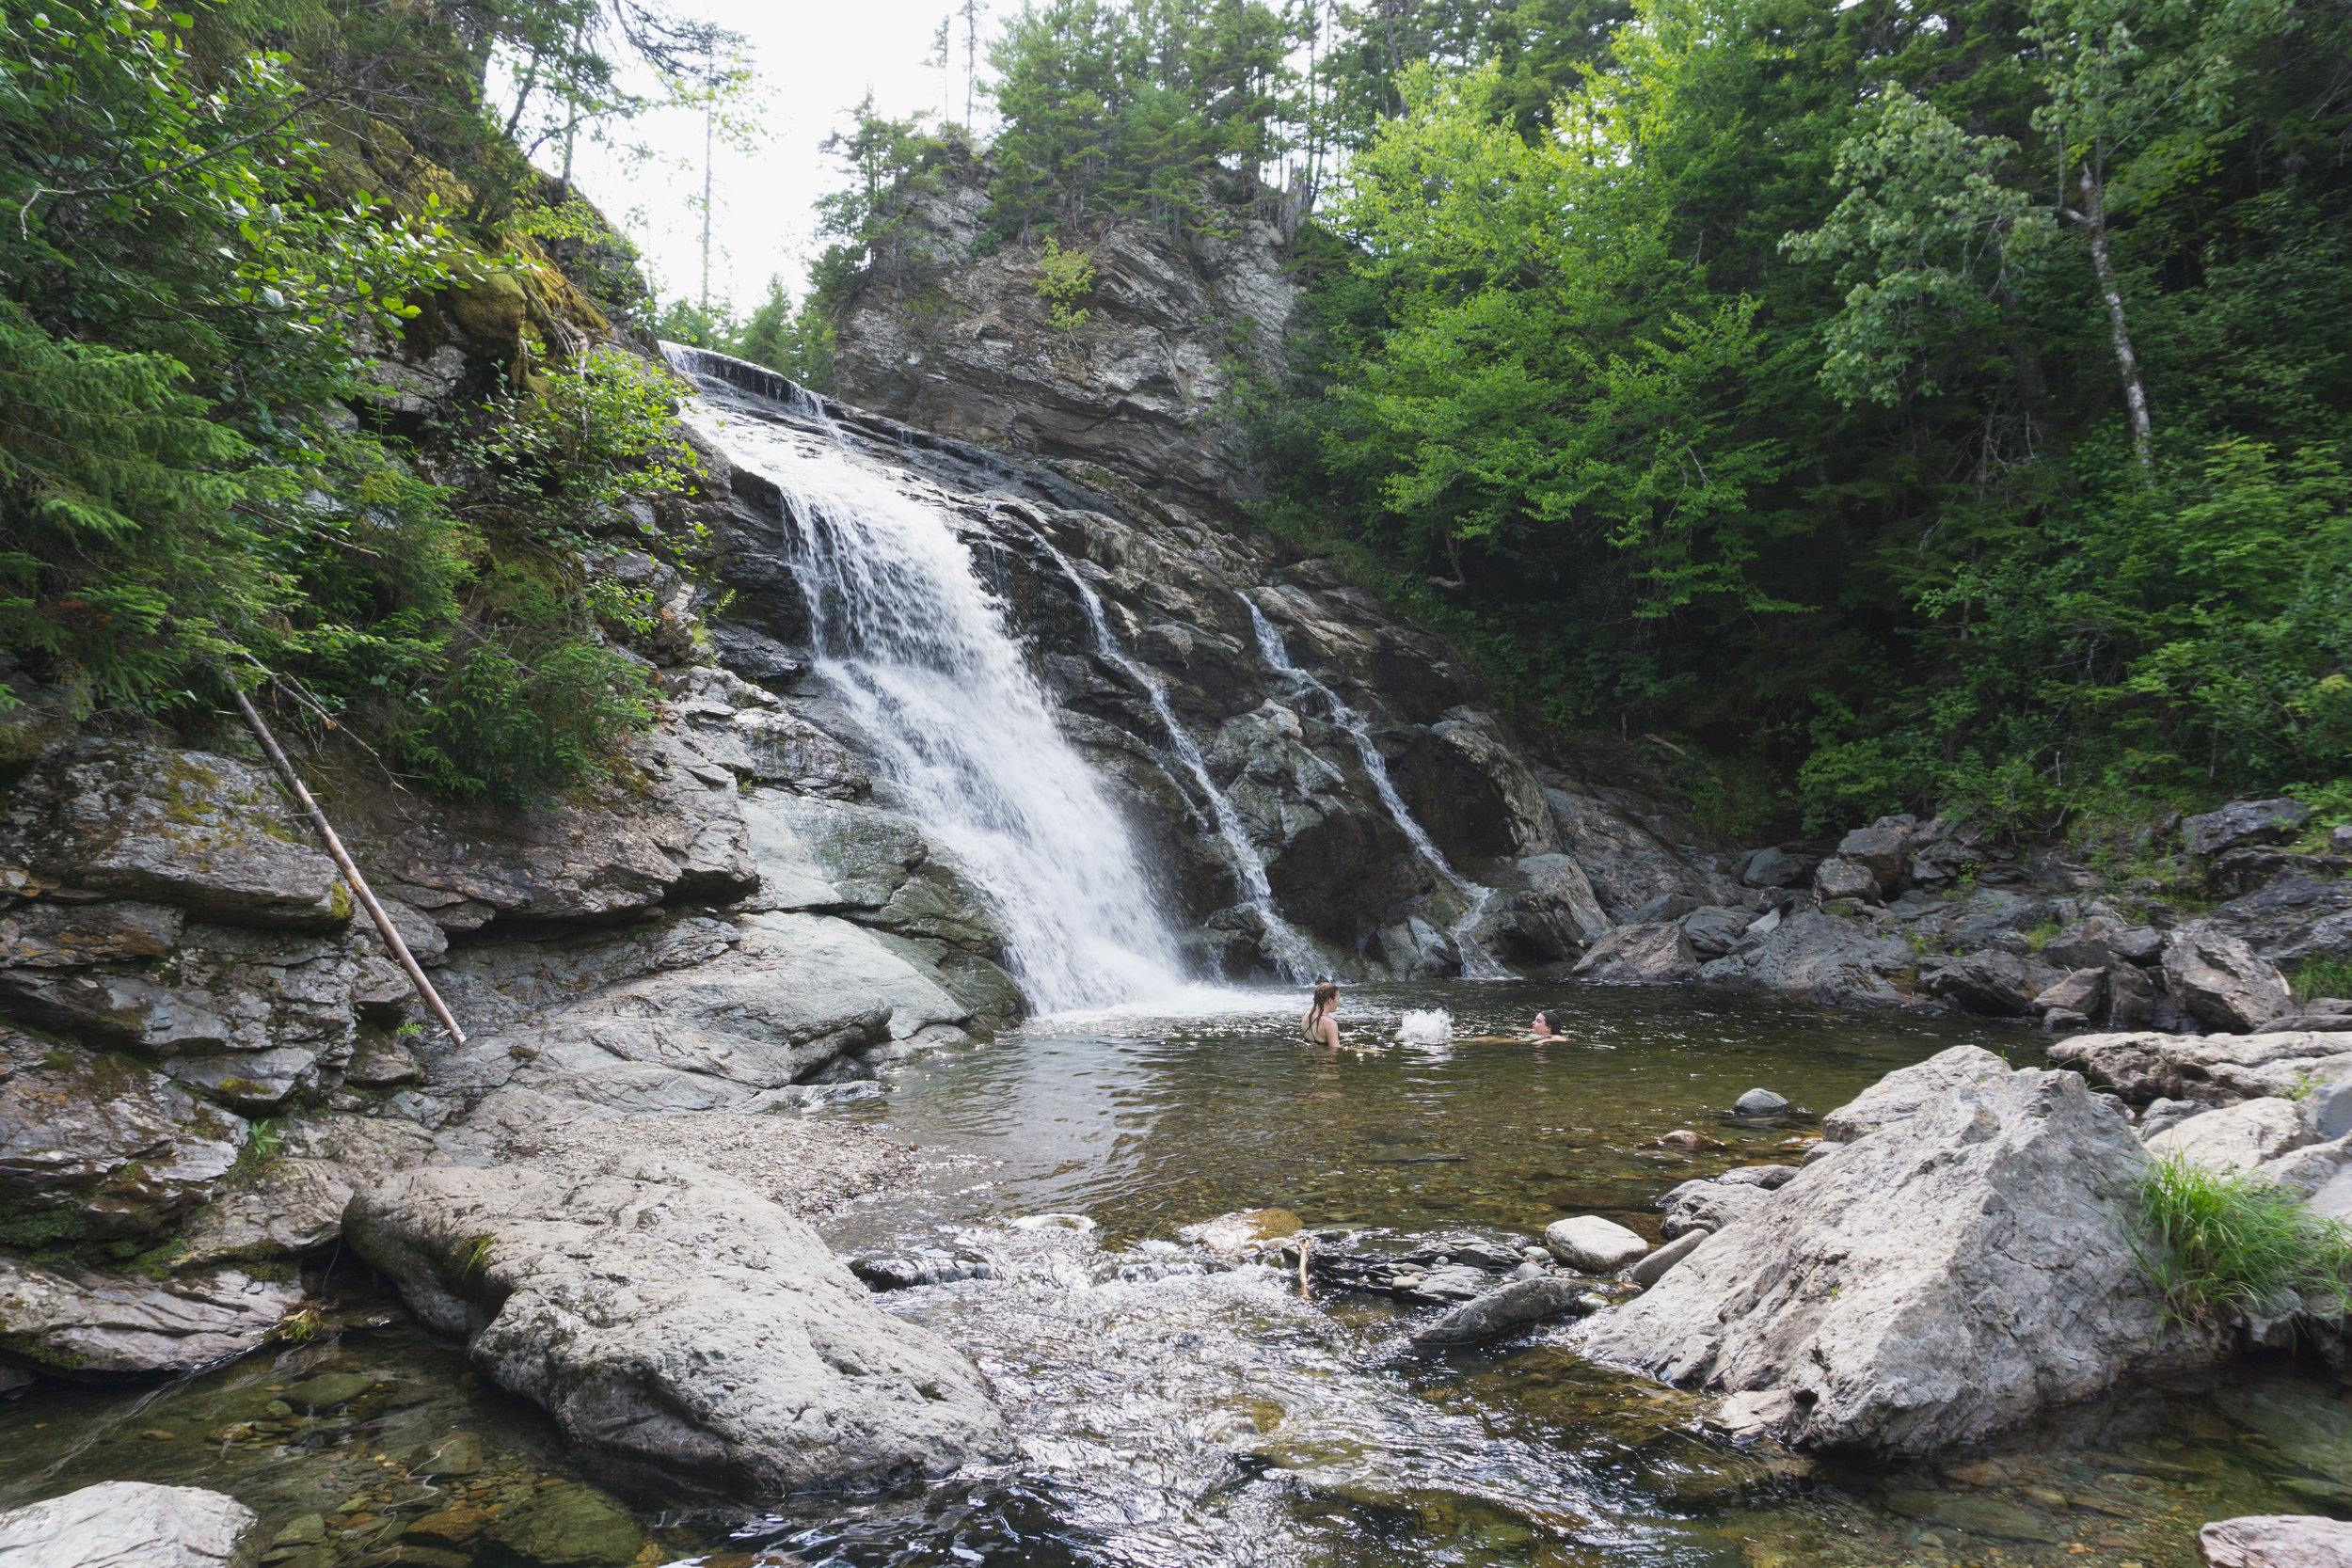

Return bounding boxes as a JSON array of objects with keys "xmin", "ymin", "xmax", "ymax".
[
  {"xmin": 667, "ymin": 347, "xmax": 1189, "ymax": 1010},
  {"xmin": 1395, "ymin": 1007, "xmax": 1454, "ymax": 1044},
  {"xmin": 1244, "ymin": 600, "xmax": 1512, "ymax": 979}
]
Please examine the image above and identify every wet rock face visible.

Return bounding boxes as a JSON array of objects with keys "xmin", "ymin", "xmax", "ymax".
[
  {"xmin": 0, "ymin": 1481, "xmax": 262, "ymax": 1568},
  {"xmin": 0, "ymin": 738, "xmax": 346, "ymax": 927},
  {"xmin": 1570, "ymin": 1047, "xmax": 2184, "ymax": 1454},
  {"xmin": 344, "ymin": 1157, "xmax": 1009, "ymax": 1500},
  {"xmin": 0, "ymin": 1032, "xmax": 246, "ymax": 1238},
  {"xmin": 0, "ymin": 1257, "xmax": 302, "ymax": 1378}
]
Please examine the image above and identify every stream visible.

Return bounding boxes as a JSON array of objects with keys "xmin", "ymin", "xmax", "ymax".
[{"xmin": 4, "ymin": 982, "xmax": 2350, "ymax": 1565}]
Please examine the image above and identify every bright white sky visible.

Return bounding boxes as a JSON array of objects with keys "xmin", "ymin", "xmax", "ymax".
[{"xmin": 558, "ymin": 0, "xmax": 992, "ymax": 314}]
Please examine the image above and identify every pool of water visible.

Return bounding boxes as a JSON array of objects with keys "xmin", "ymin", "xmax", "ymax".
[
  {"xmin": 767, "ymin": 980, "xmax": 2352, "ymax": 1568},
  {"xmin": 6, "ymin": 980, "xmax": 2349, "ymax": 1568}
]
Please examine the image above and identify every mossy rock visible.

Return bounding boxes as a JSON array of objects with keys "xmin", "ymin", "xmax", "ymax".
[{"xmin": 482, "ymin": 1482, "xmax": 644, "ymax": 1568}]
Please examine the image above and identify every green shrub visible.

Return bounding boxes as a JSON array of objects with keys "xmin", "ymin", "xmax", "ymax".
[
  {"xmin": 2296, "ymin": 954, "xmax": 2352, "ymax": 1004},
  {"xmin": 2132, "ymin": 1151, "xmax": 2352, "ymax": 1328},
  {"xmin": 396, "ymin": 628, "xmax": 653, "ymax": 808}
]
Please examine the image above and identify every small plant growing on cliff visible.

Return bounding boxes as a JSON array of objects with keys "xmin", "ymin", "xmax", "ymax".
[
  {"xmin": 1036, "ymin": 237, "xmax": 1095, "ymax": 333},
  {"xmin": 2296, "ymin": 954, "xmax": 2352, "ymax": 1004},
  {"xmin": 2132, "ymin": 1151, "xmax": 2352, "ymax": 1328}
]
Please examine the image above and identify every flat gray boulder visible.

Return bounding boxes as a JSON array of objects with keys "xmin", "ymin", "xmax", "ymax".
[
  {"xmin": 2146, "ymin": 1098, "xmax": 2317, "ymax": 1171},
  {"xmin": 1569, "ymin": 1047, "xmax": 2184, "ymax": 1453},
  {"xmin": 1707, "ymin": 909, "xmax": 1916, "ymax": 1009},
  {"xmin": 0, "ymin": 739, "xmax": 346, "ymax": 927},
  {"xmin": 0, "ymin": 1481, "xmax": 261, "ymax": 1568},
  {"xmin": 343, "ymin": 1155, "xmax": 1008, "ymax": 1499},
  {"xmin": 2185, "ymin": 799, "xmax": 2312, "ymax": 858},
  {"xmin": 2049, "ymin": 1028, "xmax": 2352, "ymax": 1105},
  {"xmin": 1544, "ymin": 1214, "xmax": 1648, "ymax": 1270},
  {"xmin": 2200, "ymin": 1513, "xmax": 2352, "ymax": 1566}
]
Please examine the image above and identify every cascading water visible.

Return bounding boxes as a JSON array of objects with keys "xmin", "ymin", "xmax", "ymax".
[
  {"xmin": 1244, "ymin": 600, "xmax": 1513, "ymax": 978},
  {"xmin": 1013, "ymin": 525, "xmax": 1326, "ymax": 982},
  {"xmin": 664, "ymin": 347, "xmax": 1189, "ymax": 1010}
]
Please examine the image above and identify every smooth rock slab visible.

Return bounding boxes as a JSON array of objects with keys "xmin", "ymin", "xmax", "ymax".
[
  {"xmin": 0, "ymin": 1481, "xmax": 262, "ymax": 1568},
  {"xmin": 1629, "ymin": 1227, "xmax": 1710, "ymax": 1287},
  {"xmin": 1543, "ymin": 1215, "xmax": 1649, "ymax": 1272},
  {"xmin": 1569, "ymin": 1047, "xmax": 2187, "ymax": 1454},
  {"xmin": 343, "ymin": 1156, "xmax": 1009, "ymax": 1499},
  {"xmin": 2201, "ymin": 1514, "xmax": 2352, "ymax": 1566}
]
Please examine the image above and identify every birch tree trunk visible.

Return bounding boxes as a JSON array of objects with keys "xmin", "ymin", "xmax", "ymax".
[{"xmin": 2077, "ymin": 163, "xmax": 2153, "ymax": 471}]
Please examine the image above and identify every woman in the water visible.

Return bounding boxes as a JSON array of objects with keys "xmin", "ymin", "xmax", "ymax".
[
  {"xmin": 1301, "ymin": 980, "xmax": 1343, "ymax": 1049},
  {"xmin": 1531, "ymin": 1009, "xmax": 1565, "ymax": 1038}
]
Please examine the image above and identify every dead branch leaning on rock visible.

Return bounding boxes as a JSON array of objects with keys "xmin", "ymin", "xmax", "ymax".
[{"xmin": 230, "ymin": 686, "xmax": 467, "ymax": 1045}]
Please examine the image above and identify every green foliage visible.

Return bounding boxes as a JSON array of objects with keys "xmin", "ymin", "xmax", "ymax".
[
  {"xmin": 1036, "ymin": 237, "xmax": 1097, "ymax": 331},
  {"xmin": 2296, "ymin": 956, "xmax": 2352, "ymax": 1005},
  {"xmin": 2133, "ymin": 1151, "xmax": 2352, "ymax": 1328},
  {"xmin": 395, "ymin": 568, "xmax": 653, "ymax": 806},
  {"xmin": 986, "ymin": 0, "xmax": 1305, "ymax": 235},
  {"xmin": 1232, "ymin": 0, "xmax": 2352, "ymax": 832}
]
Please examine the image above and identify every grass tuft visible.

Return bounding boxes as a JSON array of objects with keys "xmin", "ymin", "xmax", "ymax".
[
  {"xmin": 2295, "ymin": 953, "xmax": 2352, "ymax": 1004},
  {"xmin": 2133, "ymin": 1151, "xmax": 2352, "ymax": 1329}
]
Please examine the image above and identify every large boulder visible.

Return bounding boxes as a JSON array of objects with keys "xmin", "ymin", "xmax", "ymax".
[
  {"xmin": 0, "ymin": 1481, "xmax": 262, "ymax": 1568},
  {"xmin": 1701, "ymin": 909, "xmax": 1916, "ymax": 1009},
  {"xmin": 2200, "ymin": 1514, "xmax": 2352, "ymax": 1567},
  {"xmin": 2210, "ymin": 871, "xmax": 2352, "ymax": 970},
  {"xmin": 2185, "ymin": 799, "xmax": 2313, "ymax": 858},
  {"xmin": 1810, "ymin": 857, "xmax": 1882, "ymax": 904},
  {"xmin": 0, "ymin": 738, "xmax": 346, "ymax": 927},
  {"xmin": 1570, "ymin": 923, "xmax": 1698, "ymax": 985},
  {"xmin": 0, "ymin": 1259, "xmax": 302, "ymax": 1378},
  {"xmin": 2165, "ymin": 925, "xmax": 2294, "ymax": 1032},
  {"xmin": 1836, "ymin": 818, "xmax": 1915, "ymax": 891},
  {"xmin": 1568, "ymin": 1047, "xmax": 2184, "ymax": 1452},
  {"xmin": 1740, "ymin": 844, "xmax": 1823, "ymax": 889},
  {"xmin": 1922, "ymin": 950, "xmax": 2042, "ymax": 1017},
  {"xmin": 343, "ymin": 1156, "xmax": 1009, "ymax": 1499}
]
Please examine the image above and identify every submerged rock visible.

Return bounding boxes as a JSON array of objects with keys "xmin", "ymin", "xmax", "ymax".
[
  {"xmin": 344, "ymin": 1156, "xmax": 1008, "ymax": 1498},
  {"xmin": 0, "ymin": 1481, "xmax": 261, "ymax": 1568},
  {"xmin": 1568, "ymin": 1046, "xmax": 2187, "ymax": 1453},
  {"xmin": 1732, "ymin": 1087, "xmax": 1789, "ymax": 1117},
  {"xmin": 1411, "ymin": 1276, "xmax": 1584, "ymax": 1347}
]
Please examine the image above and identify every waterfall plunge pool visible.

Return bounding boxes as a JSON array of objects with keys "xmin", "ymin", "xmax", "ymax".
[
  {"xmin": 753, "ymin": 979, "xmax": 2347, "ymax": 1568},
  {"xmin": 2, "ymin": 983, "xmax": 2346, "ymax": 1567}
]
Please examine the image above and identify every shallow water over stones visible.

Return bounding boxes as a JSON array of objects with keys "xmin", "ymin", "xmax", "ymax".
[
  {"xmin": 7, "ymin": 982, "xmax": 2351, "ymax": 1566},
  {"xmin": 774, "ymin": 980, "xmax": 2352, "ymax": 1567}
]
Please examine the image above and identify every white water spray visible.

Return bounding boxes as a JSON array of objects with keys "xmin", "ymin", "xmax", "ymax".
[
  {"xmin": 1244, "ymin": 601, "xmax": 1512, "ymax": 979},
  {"xmin": 668, "ymin": 349, "xmax": 1189, "ymax": 1010}
]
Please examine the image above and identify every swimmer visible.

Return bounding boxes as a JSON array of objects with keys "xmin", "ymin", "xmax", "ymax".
[
  {"xmin": 1301, "ymin": 980, "xmax": 1343, "ymax": 1049},
  {"xmin": 1531, "ymin": 1009, "xmax": 1565, "ymax": 1038}
]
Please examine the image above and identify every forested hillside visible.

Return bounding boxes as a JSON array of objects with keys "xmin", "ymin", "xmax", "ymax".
[
  {"xmin": 815, "ymin": 0, "xmax": 2352, "ymax": 839},
  {"xmin": 0, "ymin": 0, "xmax": 723, "ymax": 802}
]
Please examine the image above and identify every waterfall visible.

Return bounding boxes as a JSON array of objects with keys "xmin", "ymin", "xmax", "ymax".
[
  {"xmin": 1014, "ymin": 529, "xmax": 1326, "ymax": 982},
  {"xmin": 1244, "ymin": 602, "xmax": 1512, "ymax": 979},
  {"xmin": 666, "ymin": 348, "xmax": 1189, "ymax": 1010}
]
